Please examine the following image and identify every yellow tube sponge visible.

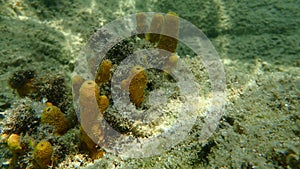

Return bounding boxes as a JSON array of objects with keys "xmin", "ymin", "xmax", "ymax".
[
  {"xmin": 95, "ymin": 59, "xmax": 113, "ymax": 85},
  {"xmin": 79, "ymin": 80, "xmax": 100, "ymax": 124},
  {"xmin": 80, "ymin": 127, "xmax": 105, "ymax": 160},
  {"xmin": 98, "ymin": 95, "xmax": 109, "ymax": 113},
  {"xmin": 163, "ymin": 53, "xmax": 179, "ymax": 73},
  {"xmin": 157, "ymin": 12, "xmax": 179, "ymax": 53},
  {"xmin": 146, "ymin": 13, "xmax": 164, "ymax": 43},
  {"xmin": 136, "ymin": 12, "xmax": 147, "ymax": 38},
  {"xmin": 121, "ymin": 78, "xmax": 130, "ymax": 91},
  {"xmin": 79, "ymin": 80, "xmax": 99, "ymax": 106},
  {"xmin": 72, "ymin": 75, "xmax": 84, "ymax": 101},
  {"xmin": 41, "ymin": 106, "xmax": 68, "ymax": 135},
  {"xmin": 79, "ymin": 80, "xmax": 106, "ymax": 159},
  {"xmin": 129, "ymin": 66, "xmax": 147, "ymax": 107},
  {"xmin": 33, "ymin": 140, "xmax": 53, "ymax": 169},
  {"xmin": 7, "ymin": 134, "xmax": 22, "ymax": 152}
]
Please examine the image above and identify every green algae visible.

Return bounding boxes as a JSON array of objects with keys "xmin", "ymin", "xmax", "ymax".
[{"xmin": 0, "ymin": 0, "xmax": 299, "ymax": 168}]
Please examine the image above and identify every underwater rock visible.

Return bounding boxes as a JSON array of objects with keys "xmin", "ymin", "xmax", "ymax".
[
  {"xmin": 8, "ymin": 70, "xmax": 36, "ymax": 97},
  {"xmin": 0, "ymin": 98, "xmax": 41, "ymax": 135},
  {"xmin": 34, "ymin": 74, "xmax": 68, "ymax": 111}
]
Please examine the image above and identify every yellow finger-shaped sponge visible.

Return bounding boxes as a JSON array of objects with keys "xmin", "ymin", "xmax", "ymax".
[
  {"xmin": 33, "ymin": 140, "xmax": 53, "ymax": 169},
  {"xmin": 41, "ymin": 106, "xmax": 68, "ymax": 135}
]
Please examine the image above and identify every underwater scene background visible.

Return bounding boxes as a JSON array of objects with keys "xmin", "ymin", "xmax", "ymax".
[{"xmin": 0, "ymin": 0, "xmax": 299, "ymax": 168}]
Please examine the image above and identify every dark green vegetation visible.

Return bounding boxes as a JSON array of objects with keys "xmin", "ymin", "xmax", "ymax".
[{"xmin": 0, "ymin": 0, "xmax": 299, "ymax": 168}]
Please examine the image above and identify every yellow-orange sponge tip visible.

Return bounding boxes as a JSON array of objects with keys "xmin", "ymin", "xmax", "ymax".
[
  {"xmin": 95, "ymin": 59, "xmax": 113, "ymax": 85},
  {"xmin": 98, "ymin": 95, "xmax": 109, "ymax": 113},
  {"xmin": 41, "ymin": 106, "xmax": 68, "ymax": 135},
  {"xmin": 7, "ymin": 134, "xmax": 22, "ymax": 152},
  {"xmin": 129, "ymin": 66, "xmax": 147, "ymax": 107},
  {"xmin": 157, "ymin": 12, "xmax": 179, "ymax": 53},
  {"xmin": 146, "ymin": 13, "xmax": 164, "ymax": 43},
  {"xmin": 33, "ymin": 140, "xmax": 53, "ymax": 169},
  {"xmin": 136, "ymin": 12, "xmax": 147, "ymax": 36}
]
